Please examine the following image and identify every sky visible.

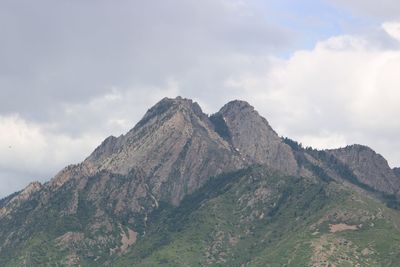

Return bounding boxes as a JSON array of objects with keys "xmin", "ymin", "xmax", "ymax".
[{"xmin": 0, "ymin": 0, "xmax": 400, "ymax": 197}]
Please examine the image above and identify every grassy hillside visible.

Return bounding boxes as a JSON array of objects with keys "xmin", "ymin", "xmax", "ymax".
[
  {"xmin": 109, "ymin": 166, "xmax": 400, "ymax": 266},
  {"xmin": 2, "ymin": 165, "xmax": 400, "ymax": 266}
]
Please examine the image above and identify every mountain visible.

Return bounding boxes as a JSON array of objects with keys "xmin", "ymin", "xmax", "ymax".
[
  {"xmin": 83, "ymin": 96, "xmax": 245, "ymax": 206},
  {"xmin": 214, "ymin": 100, "xmax": 297, "ymax": 175},
  {"xmin": 1, "ymin": 97, "xmax": 400, "ymax": 267},
  {"xmin": 394, "ymin": 167, "xmax": 400, "ymax": 178},
  {"xmin": 327, "ymin": 145, "xmax": 400, "ymax": 195}
]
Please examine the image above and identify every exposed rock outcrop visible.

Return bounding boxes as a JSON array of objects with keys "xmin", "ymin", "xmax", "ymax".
[
  {"xmin": 2, "ymin": 97, "xmax": 301, "ymax": 255},
  {"xmin": 394, "ymin": 168, "xmax": 400, "ymax": 178},
  {"xmin": 0, "ymin": 181, "xmax": 42, "ymax": 218},
  {"xmin": 215, "ymin": 100, "xmax": 298, "ymax": 175},
  {"xmin": 80, "ymin": 97, "xmax": 299, "ymax": 207},
  {"xmin": 85, "ymin": 97, "xmax": 244, "ymax": 205},
  {"xmin": 327, "ymin": 145, "xmax": 400, "ymax": 195}
]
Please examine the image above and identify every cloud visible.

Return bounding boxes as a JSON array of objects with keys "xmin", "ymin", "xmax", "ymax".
[
  {"xmin": 0, "ymin": 115, "xmax": 103, "ymax": 196},
  {"xmin": 223, "ymin": 24, "xmax": 400, "ymax": 167},
  {"xmin": 0, "ymin": 80, "xmax": 183, "ymax": 196},
  {"xmin": 329, "ymin": 0, "xmax": 400, "ymax": 20},
  {"xmin": 57, "ymin": 80, "xmax": 181, "ymax": 136},
  {"xmin": 383, "ymin": 21, "xmax": 400, "ymax": 42},
  {"xmin": 0, "ymin": 0, "xmax": 289, "ymax": 122}
]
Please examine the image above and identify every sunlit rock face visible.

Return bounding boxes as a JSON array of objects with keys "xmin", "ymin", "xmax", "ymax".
[{"xmin": 215, "ymin": 100, "xmax": 298, "ymax": 175}]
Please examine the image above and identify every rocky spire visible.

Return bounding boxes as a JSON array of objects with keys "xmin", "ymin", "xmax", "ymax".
[{"xmin": 214, "ymin": 100, "xmax": 298, "ymax": 175}]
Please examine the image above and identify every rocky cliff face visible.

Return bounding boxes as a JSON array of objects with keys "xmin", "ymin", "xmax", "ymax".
[
  {"xmin": 327, "ymin": 145, "xmax": 400, "ymax": 195},
  {"xmin": 0, "ymin": 181, "xmax": 42, "ymax": 218},
  {"xmin": 83, "ymin": 97, "xmax": 244, "ymax": 205},
  {"xmin": 53, "ymin": 97, "xmax": 297, "ymax": 207},
  {"xmin": 214, "ymin": 100, "xmax": 298, "ymax": 175},
  {"xmin": 0, "ymin": 97, "xmax": 303, "ymax": 227},
  {"xmin": 394, "ymin": 168, "xmax": 400, "ymax": 178}
]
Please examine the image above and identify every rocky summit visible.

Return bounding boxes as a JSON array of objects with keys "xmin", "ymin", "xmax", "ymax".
[{"xmin": 1, "ymin": 97, "xmax": 400, "ymax": 267}]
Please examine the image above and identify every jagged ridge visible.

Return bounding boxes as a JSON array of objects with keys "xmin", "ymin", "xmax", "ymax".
[{"xmin": 1, "ymin": 96, "xmax": 400, "ymax": 266}]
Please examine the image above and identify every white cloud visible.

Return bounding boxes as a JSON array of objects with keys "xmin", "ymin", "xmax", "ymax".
[
  {"xmin": 298, "ymin": 132, "xmax": 347, "ymax": 150},
  {"xmin": 0, "ymin": 115, "xmax": 101, "ymax": 196},
  {"xmin": 0, "ymin": 115, "xmax": 47, "ymax": 170},
  {"xmin": 0, "ymin": 80, "xmax": 182, "ymax": 197},
  {"xmin": 57, "ymin": 79, "xmax": 181, "ymax": 136},
  {"xmin": 383, "ymin": 21, "xmax": 400, "ymax": 42},
  {"xmin": 224, "ymin": 23, "xmax": 400, "ymax": 167}
]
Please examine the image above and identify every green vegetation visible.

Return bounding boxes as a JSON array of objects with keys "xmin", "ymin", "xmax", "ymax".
[
  {"xmin": 2, "ymin": 165, "xmax": 400, "ymax": 266},
  {"xmin": 111, "ymin": 166, "xmax": 400, "ymax": 266},
  {"xmin": 283, "ymin": 137, "xmax": 400, "ymax": 211}
]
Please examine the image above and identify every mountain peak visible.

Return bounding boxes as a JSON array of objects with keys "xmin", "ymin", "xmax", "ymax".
[
  {"xmin": 133, "ymin": 96, "xmax": 205, "ymax": 130},
  {"xmin": 327, "ymin": 145, "xmax": 400, "ymax": 195},
  {"xmin": 343, "ymin": 144, "xmax": 373, "ymax": 151},
  {"xmin": 84, "ymin": 97, "xmax": 300, "ymax": 205},
  {"xmin": 84, "ymin": 96, "xmax": 244, "ymax": 205},
  {"xmin": 158, "ymin": 96, "xmax": 197, "ymax": 108},
  {"xmin": 155, "ymin": 96, "xmax": 202, "ymax": 111},
  {"xmin": 215, "ymin": 99, "xmax": 298, "ymax": 175},
  {"xmin": 220, "ymin": 99, "xmax": 254, "ymax": 112}
]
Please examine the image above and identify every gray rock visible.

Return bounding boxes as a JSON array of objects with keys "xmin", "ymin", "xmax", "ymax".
[
  {"xmin": 62, "ymin": 97, "xmax": 298, "ymax": 207},
  {"xmin": 327, "ymin": 145, "xmax": 400, "ymax": 195},
  {"xmin": 215, "ymin": 100, "xmax": 298, "ymax": 175},
  {"xmin": 394, "ymin": 168, "xmax": 400, "ymax": 178},
  {"xmin": 85, "ymin": 97, "xmax": 244, "ymax": 205}
]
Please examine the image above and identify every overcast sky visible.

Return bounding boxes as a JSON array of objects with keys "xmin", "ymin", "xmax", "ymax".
[{"xmin": 1, "ymin": 0, "xmax": 400, "ymax": 197}]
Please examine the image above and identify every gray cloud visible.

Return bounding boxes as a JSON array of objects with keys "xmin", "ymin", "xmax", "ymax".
[
  {"xmin": 0, "ymin": 0, "xmax": 289, "ymax": 121},
  {"xmin": 329, "ymin": 0, "xmax": 400, "ymax": 20}
]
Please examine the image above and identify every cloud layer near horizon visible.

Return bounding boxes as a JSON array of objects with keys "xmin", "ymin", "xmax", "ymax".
[
  {"xmin": 229, "ymin": 26, "xmax": 400, "ymax": 165},
  {"xmin": 0, "ymin": 0, "xmax": 399, "ymax": 197}
]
